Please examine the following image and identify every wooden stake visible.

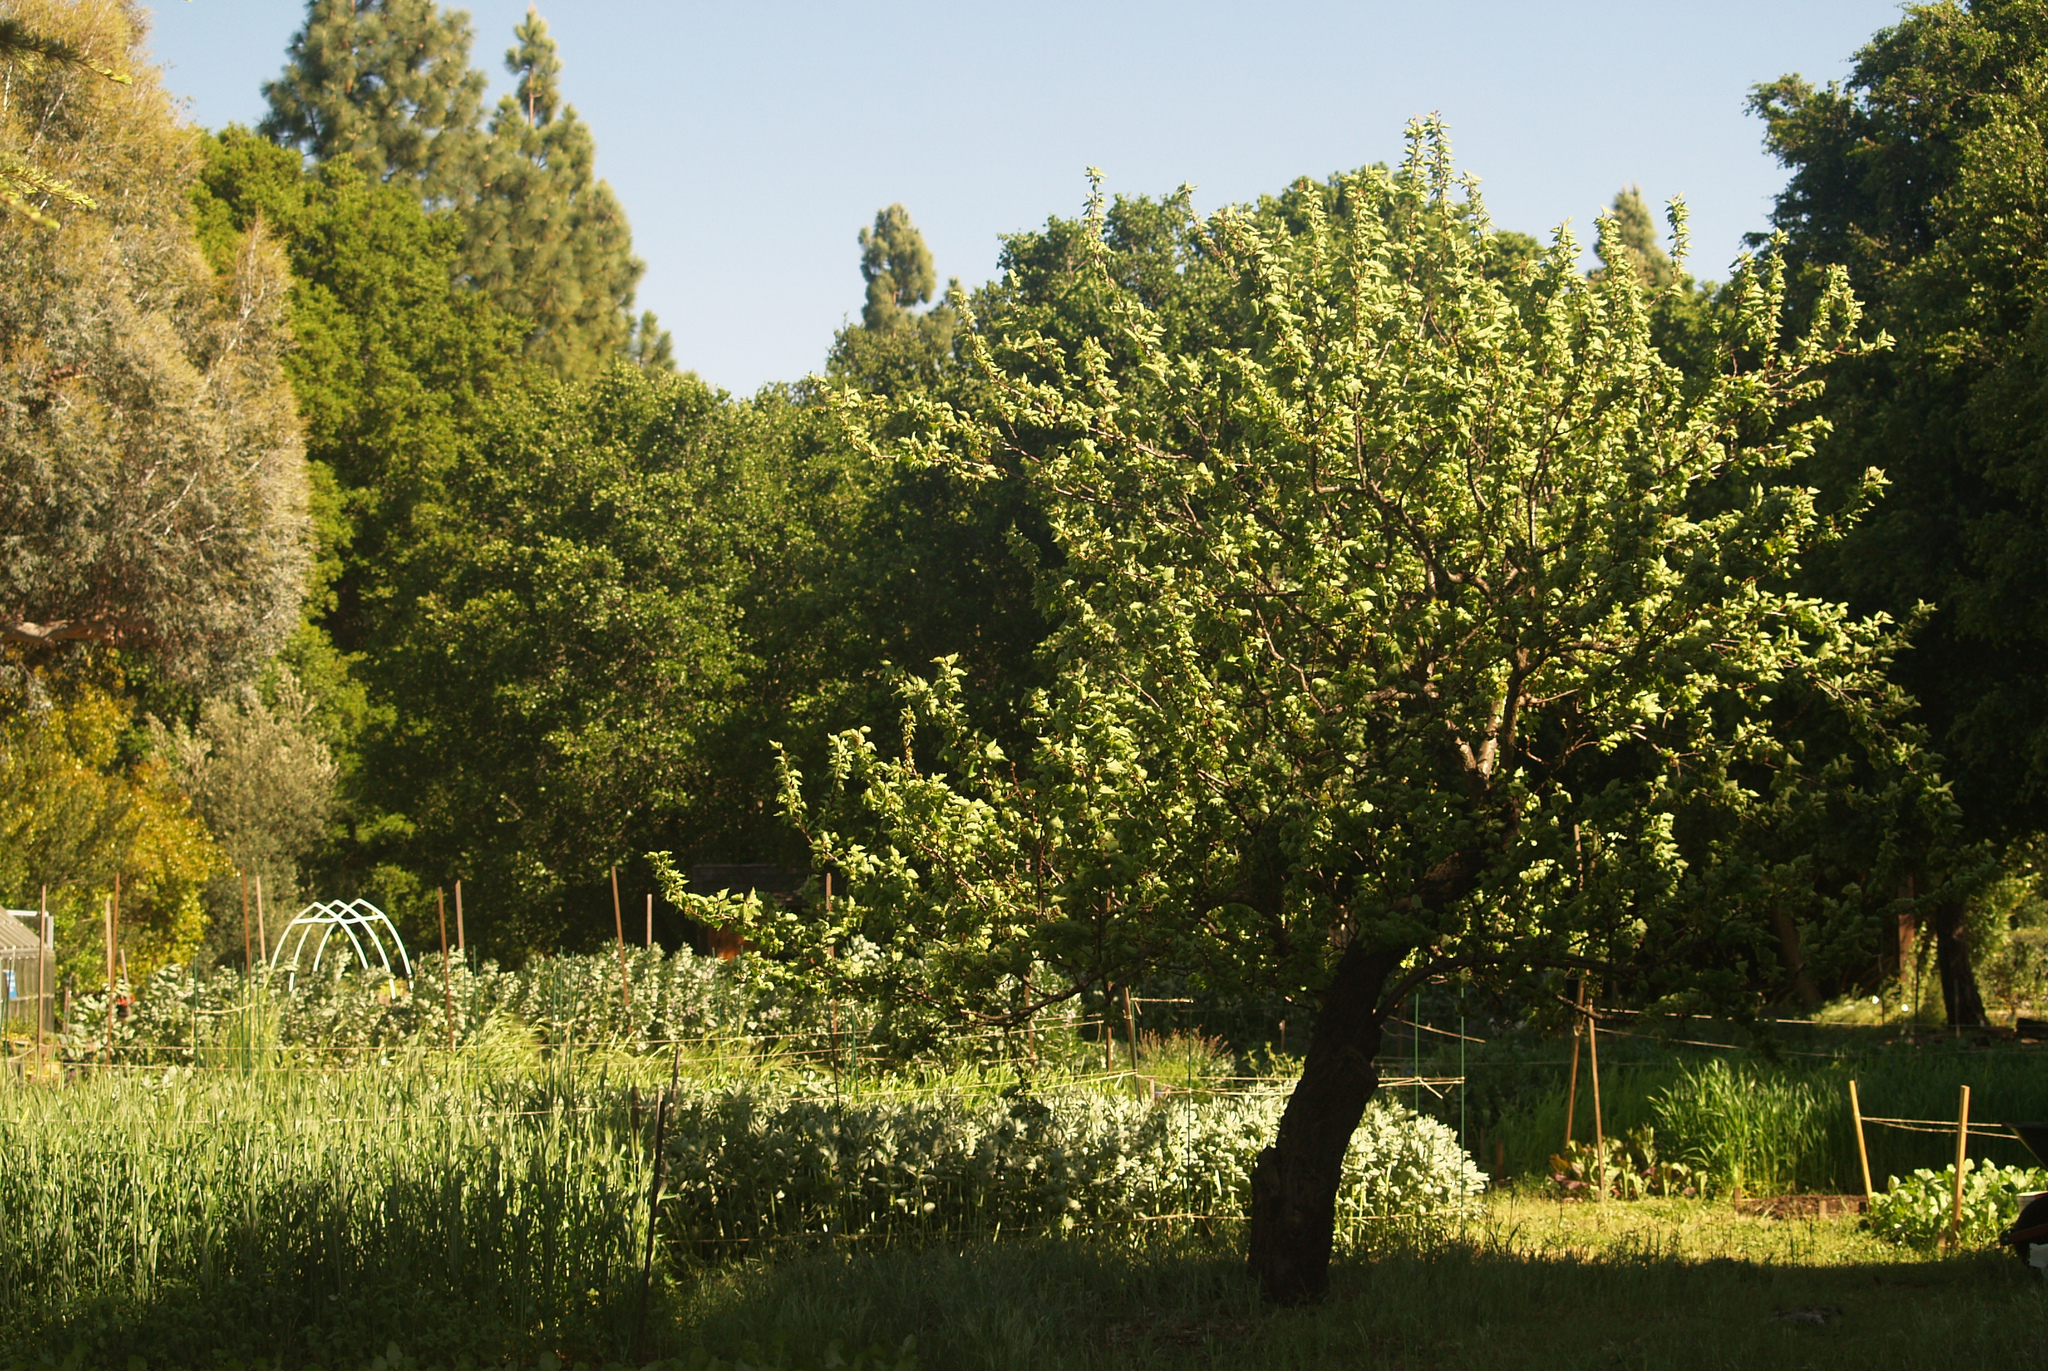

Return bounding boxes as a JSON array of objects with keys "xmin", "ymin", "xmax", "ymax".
[
  {"xmin": 635, "ymin": 1035, "xmax": 686, "ymax": 1358},
  {"xmin": 240, "ymin": 868, "xmax": 251, "ymax": 973},
  {"xmin": 437, "ymin": 888, "xmax": 454, "ymax": 1050},
  {"xmin": 254, "ymin": 874, "xmax": 267, "ymax": 965},
  {"xmin": 1123, "ymin": 985, "xmax": 1140, "ymax": 1075},
  {"xmin": 1849, "ymin": 1079, "xmax": 1874, "ymax": 1206},
  {"xmin": 1565, "ymin": 983, "xmax": 1584, "ymax": 1151},
  {"xmin": 102, "ymin": 891, "xmax": 114, "ymax": 1068},
  {"xmin": 1587, "ymin": 996, "xmax": 1606, "ymax": 1202},
  {"xmin": 455, "ymin": 879, "xmax": 465, "ymax": 955},
  {"xmin": 612, "ymin": 865, "xmax": 631, "ymax": 1008},
  {"xmin": 36, "ymin": 885, "xmax": 48, "ymax": 1084},
  {"xmin": 1948, "ymin": 1084, "xmax": 1972, "ymax": 1248},
  {"xmin": 645, "ymin": 891, "xmax": 653, "ymax": 948}
]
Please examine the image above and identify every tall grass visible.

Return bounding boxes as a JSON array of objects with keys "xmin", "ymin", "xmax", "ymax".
[
  {"xmin": 0, "ymin": 1052, "xmax": 658, "ymax": 1365},
  {"xmin": 1478, "ymin": 1043, "xmax": 2048, "ymax": 1193},
  {"xmin": 1650, "ymin": 1060, "xmax": 1834, "ymax": 1194}
]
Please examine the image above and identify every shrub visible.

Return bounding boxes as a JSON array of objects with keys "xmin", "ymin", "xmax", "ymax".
[{"xmin": 661, "ymin": 1085, "xmax": 1484, "ymax": 1259}]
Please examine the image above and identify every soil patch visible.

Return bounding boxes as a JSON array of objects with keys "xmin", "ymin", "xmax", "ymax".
[{"xmin": 1733, "ymin": 1194, "xmax": 1866, "ymax": 1219}]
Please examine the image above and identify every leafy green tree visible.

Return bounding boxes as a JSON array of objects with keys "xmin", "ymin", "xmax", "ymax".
[
  {"xmin": 191, "ymin": 127, "xmax": 530, "ymax": 910},
  {"xmin": 260, "ymin": 0, "xmax": 486, "ymax": 207},
  {"xmin": 1749, "ymin": 0, "xmax": 2048, "ymax": 1024},
  {"xmin": 761, "ymin": 128, "xmax": 1912, "ymax": 1300},
  {"xmin": 193, "ymin": 128, "xmax": 526, "ymax": 647},
  {"xmin": 0, "ymin": 0, "xmax": 308, "ymax": 687},
  {"xmin": 364, "ymin": 367, "xmax": 852, "ymax": 951},
  {"xmin": 463, "ymin": 7, "xmax": 649, "ymax": 381},
  {"xmin": 0, "ymin": 665, "xmax": 225, "ymax": 981},
  {"xmin": 151, "ymin": 667, "xmax": 338, "ymax": 961}
]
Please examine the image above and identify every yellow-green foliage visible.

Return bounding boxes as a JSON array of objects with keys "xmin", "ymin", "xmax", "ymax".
[{"xmin": 0, "ymin": 671, "xmax": 223, "ymax": 981}]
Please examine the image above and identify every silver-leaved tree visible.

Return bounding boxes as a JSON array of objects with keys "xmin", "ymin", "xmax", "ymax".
[{"xmin": 681, "ymin": 123, "xmax": 1936, "ymax": 1301}]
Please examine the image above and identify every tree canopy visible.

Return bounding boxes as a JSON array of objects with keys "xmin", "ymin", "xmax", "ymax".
[
  {"xmin": 1752, "ymin": 0, "xmax": 2048, "ymax": 1022},
  {"xmin": 261, "ymin": 0, "xmax": 486, "ymax": 207},
  {"xmin": 744, "ymin": 127, "xmax": 1922, "ymax": 1300},
  {"xmin": 0, "ymin": 0, "xmax": 308, "ymax": 687},
  {"xmin": 262, "ymin": 0, "xmax": 653, "ymax": 382}
]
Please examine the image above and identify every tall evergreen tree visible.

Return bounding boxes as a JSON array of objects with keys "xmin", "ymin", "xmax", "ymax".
[
  {"xmin": 1596, "ymin": 184, "xmax": 1679, "ymax": 288},
  {"xmin": 858, "ymin": 202, "xmax": 935, "ymax": 327},
  {"xmin": 463, "ymin": 7, "xmax": 650, "ymax": 381},
  {"xmin": 830, "ymin": 203, "xmax": 956, "ymax": 395},
  {"xmin": 260, "ymin": 0, "xmax": 486, "ymax": 207}
]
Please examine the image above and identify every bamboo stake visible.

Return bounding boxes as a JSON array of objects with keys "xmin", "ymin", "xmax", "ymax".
[
  {"xmin": 1948, "ymin": 1084, "xmax": 1972, "ymax": 1248},
  {"xmin": 254, "ymin": 874, "xmax": 267, "ymax": 965},
  {"xmin": 240, "ymin": 868, "xmax": 251, "ymax": 973},
  {"xmin": 1850, "ymin": 1079, "xmax": 1874, "ymax": 1206},
  {"xmin": 612, "ymin": 866, "xmax": 631, "ymax": 1008},
  {"xmin": 1412, "ymin": 989, "xmax": 1421, "ymax": 1113},
  {"xmin": 1587, "ymin": 996, "xmax": 1606, "ymax": 1202},
  {"xmin": 437, "ymin": 888, "xmax": 455, "ymax": 1050},
  {"xmin": 645, "ymin": 891, "xmax": 653, "ymax": 948},
  {"xmin": 455, "ymin": 879, "xmax": 465, "ymax": 956},
  {"xmin": 1102, "ymin": 985, "xmax": 1115, "ymax": 1071}
]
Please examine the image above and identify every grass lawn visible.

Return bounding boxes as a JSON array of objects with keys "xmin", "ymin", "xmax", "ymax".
[{"xmin": 677, "ymin": 1197, "xmax": 2048, "ymax": 1370}]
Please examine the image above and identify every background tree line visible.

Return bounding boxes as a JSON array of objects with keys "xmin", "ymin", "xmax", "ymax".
[{"xmin": 4, "ymin": 0, "xmax": 2048, "ymax": 1056}]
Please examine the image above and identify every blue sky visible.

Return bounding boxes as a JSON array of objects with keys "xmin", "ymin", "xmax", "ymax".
[{"xmin": 146, "ymin": 1, "xmax": 1907, "ymax": 394}]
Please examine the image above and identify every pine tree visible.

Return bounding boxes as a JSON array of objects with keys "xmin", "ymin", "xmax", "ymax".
[
  {"xmin": 858, "ymin": 203, "xmax": 936, "ymax": 328},
  {"xmin": 831, "ymin": 203, "xmax": 956, "ymax": 395},
  {"xmin": 260, "ymin": 0, "xmax": 486, "ymax": 206},
  {"xmin": 462, "ymin": 7, "xmax": 647, "ymax": 381},
  {"xmin": 628, "ymin": 310, "xmax": 675, "ymax": 374},
  {"xmin": 1597, "ymin": 184, "xmax": 1679, "ymax": 288}
]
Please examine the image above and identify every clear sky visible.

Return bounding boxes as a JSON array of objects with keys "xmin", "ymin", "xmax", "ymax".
[{"xmin": 144, "ymin": 1, "xmax": 1907, "ymax": 395}]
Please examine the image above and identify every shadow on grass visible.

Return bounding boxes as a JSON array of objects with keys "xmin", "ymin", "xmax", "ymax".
[
  {"xmin": 15, "ymin": 1224, "xmax": 2047, "ymax": 1369},
  {"xmin": 675, "ymin": 1229, "xmax": 2048, "ymax": 1371}
]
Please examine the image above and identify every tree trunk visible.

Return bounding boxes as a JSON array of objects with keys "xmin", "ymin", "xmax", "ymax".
[
  {"xmin": 1932, "ymin": 897, "xmax": 1989, "ymax": 1029},
  {"xmin": 1247, "ymin": 939, "xmax": 1405, "ymax": 1304},
  {"xmin": 1767, "ymin": 905, "xmax": 1822, "ymax": 1011}
]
